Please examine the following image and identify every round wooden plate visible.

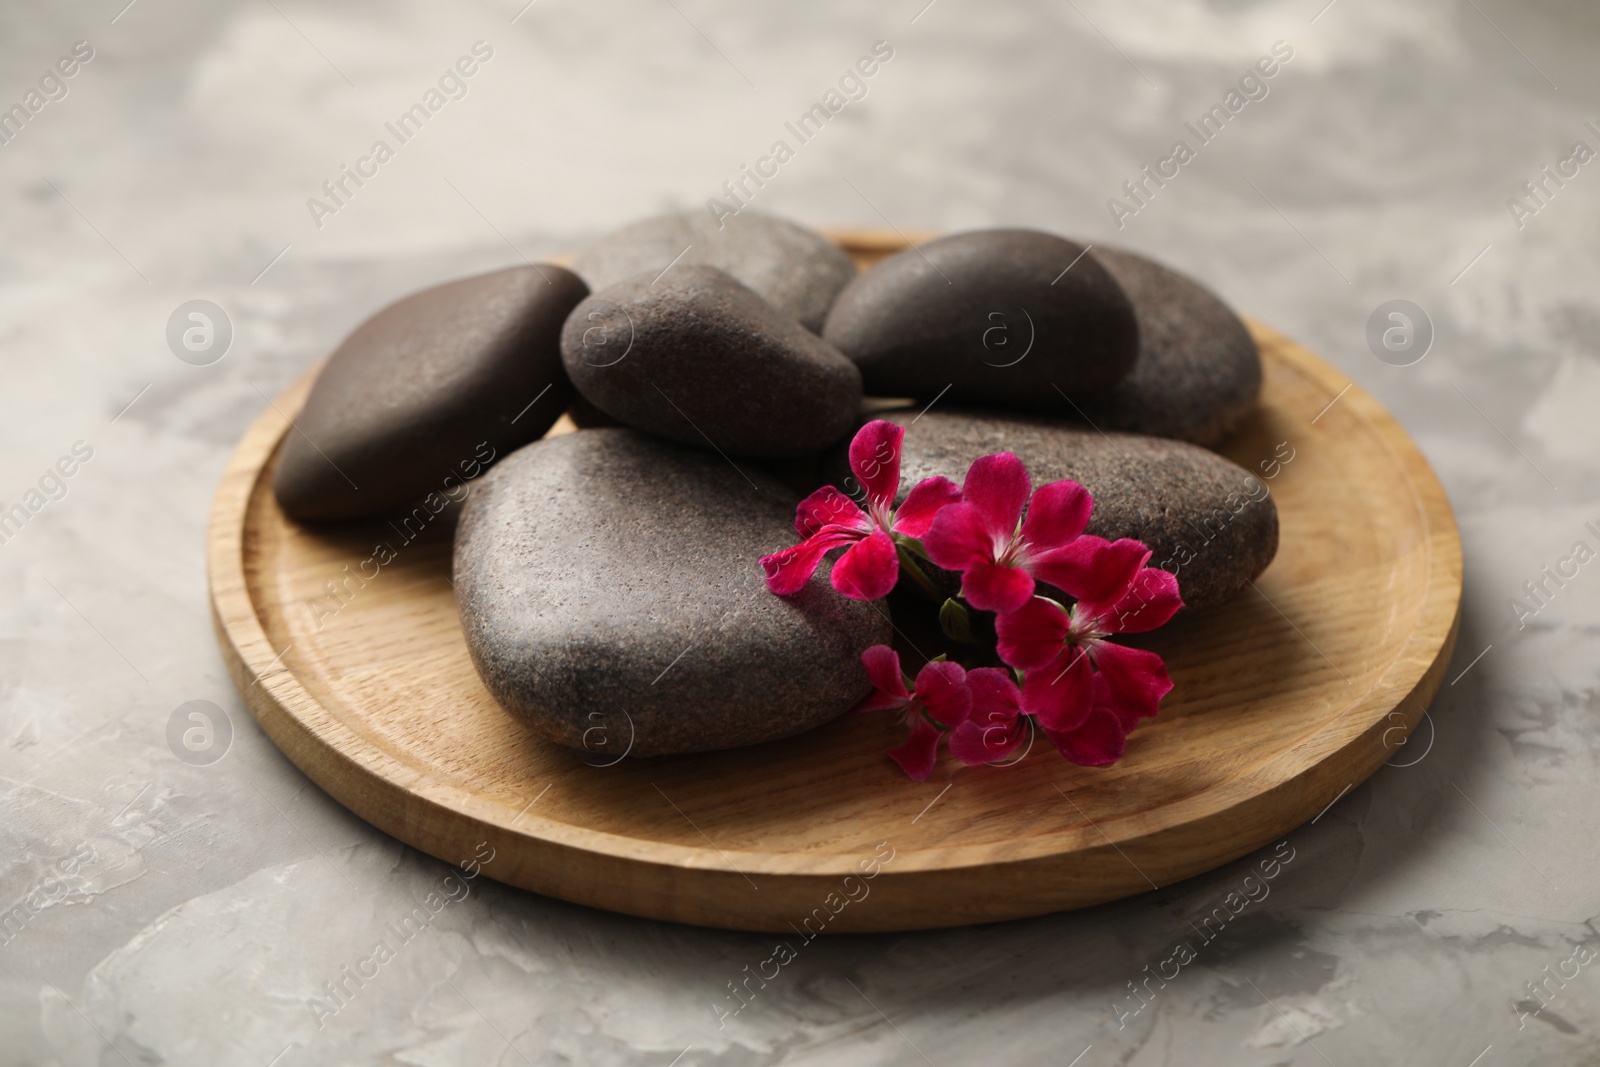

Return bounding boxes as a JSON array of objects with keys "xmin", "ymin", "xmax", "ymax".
[{"xmin": 209, "ymin": 233, "xmax": 1461, "ymax": 933}]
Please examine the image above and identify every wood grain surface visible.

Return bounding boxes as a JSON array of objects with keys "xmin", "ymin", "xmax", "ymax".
[{"xmin": 207, "ymin": 232, "xmax": 1462, "ymax": 932}]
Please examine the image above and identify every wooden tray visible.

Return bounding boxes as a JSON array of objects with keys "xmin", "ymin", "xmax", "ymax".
[{"xmin": 208, "ymin": 233, "xmax": 1461, "ymax": 932}]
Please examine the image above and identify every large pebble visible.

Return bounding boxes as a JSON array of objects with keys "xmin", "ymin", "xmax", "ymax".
[
  {"xmin": 822, "ymin": 229, "xmax": 1138, "ymax": 408},
  {"xmin": 821, "ymin": 409, "xmax": 1277, "ymax": 609},
  {"xmin": 274, "ymin": 266, "xmax": 587, "ymax": 521},
  {"xmin": 560, "ymin": 266, "xmax": 862, "ymax": 459},
  {"xmin": 569, "ymin": 210, "xmax": 857, "ymax": 332},
  {"xmin": 454, "ymin": 428, "xmax": 890, "ymax": 758},
  {"xmin": 1064, "ymin": 246, "xmax": 1262, "ymax": 446}
]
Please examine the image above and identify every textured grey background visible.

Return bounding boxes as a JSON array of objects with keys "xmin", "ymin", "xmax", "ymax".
[{"xmin": 2, "ymin": 0, "xmax": 1598, "ymax": 1064}]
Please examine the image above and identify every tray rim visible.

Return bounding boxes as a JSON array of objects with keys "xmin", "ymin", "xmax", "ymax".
[{"xmin": 208, "ymin": 234, "xmax": 1462, "ymax": 928}]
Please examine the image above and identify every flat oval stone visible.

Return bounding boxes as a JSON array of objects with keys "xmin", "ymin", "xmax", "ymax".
[
  {"xmin": 822, "ymin": 229, "xmax": 1138, "ymax": 409},
  {"xmin": 569, "ymin": 210, "xmax": 857, "ymax": 332},
  {"xmin": 274, "ymin": 265, "xmax": 587, "ymax": 521},
  {"xmin": 454, "ymin": 428, "xmax": 890, "ymax": 758},
  {"xmin": 560, "ymin": 266, "xmax": 862, "ymax": 459},
  {"xmin": 820, "ymin": 409, "xmax": 1277, "ymax": 609},
  {"xmin": 1063, "ymin": 247, "xmax": 1262, "ymax": 446}
]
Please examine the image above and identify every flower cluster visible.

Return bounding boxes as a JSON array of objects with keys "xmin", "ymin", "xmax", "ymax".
[
  {"xmin": 760, "ymin": 420, "xmax": 1183, "ymax": 780},
  {"xmin": 760, "ymin": 421, "xmax": 959, "ymax": 600}
]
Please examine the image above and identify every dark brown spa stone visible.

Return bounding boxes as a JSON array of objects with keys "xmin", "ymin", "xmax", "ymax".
[
  {"xmin": 560, "ymin": 266, "xmax": 862, "ymax": 460},
  {"xmin": 453, "ymin": 428, "xmax": 890, "ymax": 758},
  {"xmin": 274, "ymin": 265, "xmax": 587, "ymax": 522},
  {"xmin": 1064, "ymin": 246, "xmax": 1262, "ymax": 446},
  {"xmin": 569, "ymin": 210, "xmax": 857, "ymax": 332},
  {"xmin": 822, "ymin": 228, "xmax": 1138, "ymax": 410}
]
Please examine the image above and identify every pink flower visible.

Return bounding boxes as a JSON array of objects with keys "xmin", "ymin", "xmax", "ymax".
[
  {"xmin": 995, "ymin": 539, "xmax": 1183, "ymax": 745},
  {"xmin": 856, "ymin": 645, "xmax": 972, "ymax": 781},
  {"xmin": 921, "ymin": 453, "xmax": 1100, "ymax": 614},
  {"xmin": 1042, "ymin": 675, "xmax": 1141, "ymax": 766},
  {"xmin": 761, "ymin": 421, "xmax": 960, "ymax": 601},
  {"xmin": 947, "ymin": 667, "xmax": 1029, "ymax": 766}
]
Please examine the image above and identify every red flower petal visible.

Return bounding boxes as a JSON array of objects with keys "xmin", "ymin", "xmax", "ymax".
[
  {"xmin": 1091, "ymin": 641, "xmax": 1173, "ymax": 727},
  {"xmin": 1024, "ymin": 537, "xmax": 1107, "ymax": 601},
  {"xmin": 1099, "ymin": 566, "xmax": 1184, "ymax": 634},
  {"xmin": 913, "ymin": 659, "xmax": 972, "ymax": 727},
  {"xmin": 966, "ymin": 666, "xmax": 1022, "ymax": 719},
  {"xmin": 760, "ymin": 529, "xmax": 856, "ymax": 596},
  {"xmin": 795, "ymin": 485, "xmax": 869, "ymax": 539},
  {"xmin": 960, "ymin": 452, "xmax": 1031, "ymax": 544},
  {"xmin": 948, "ymin": 667, "xmax": 1027, "ymax": 765},
  {"xmin": 830, "ymin": 528, "xmax": 899, "ymax": 600},
  {"xmin": 848, "ymin": 420, "xmax": 904, "ymax": 510},
  {"xmin": 994, "ymin": 596, "xmax": 1071, "ymax": 671},
  {"xmin": 1070, "ymin": 538, "xmax": 1154, "ymax": 617},
  {"xmin": 1019, "ymin": 647, "xmax": 1093, "ymax": 733},
  {"xmin": 855, "ymin": 689, "xmax": 908, "ymax": 714},
  {"xmin": 959, "ymin": 556, "xmax": 1036, "ymax": 614},
  {"xmin": 1043, "ymin": 707, "xmax": 1127, "ymax": 767},
  {"xmin": 859, "ymin": 644, "xmax": 909, "ymax": 706},
  {"xmin": 948, "ymin": 716, "xmax": 1028, "ymax": 765},
  {"xmin": 1019, "ymin": 479, "xmax": 1093, "ymax": 549},
  {"xmin": 892, "ymin": 476, "xmax": 962, "ymax": 539},
  {"xmin": 921, "ymin": 501, "xmax": 992, "ymax": 572},
  {"xmin": 886, "ymin": 718, "xmax": 942, "ymax": 781}
]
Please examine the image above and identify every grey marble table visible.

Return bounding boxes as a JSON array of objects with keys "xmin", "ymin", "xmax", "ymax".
[{"xmin": 2, "ymin": 1, "xmax": 1597, "ymax": 1063}]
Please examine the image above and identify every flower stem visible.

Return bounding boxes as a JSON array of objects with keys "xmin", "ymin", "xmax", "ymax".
[{"xmin": 894, "ymin": 541, "xmax": 943, "ymax": 600}]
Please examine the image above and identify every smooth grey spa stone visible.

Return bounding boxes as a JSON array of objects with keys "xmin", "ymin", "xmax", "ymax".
[
  {"xmin": 822, "ymin": 228, "xmax": 1138, "ymax": 410},
  {"xmin": 453, "ymin": 428, "xmax": 890, "ymax": 758},
  {"xmin": 274, "ymin": 265, "xmax": 587, "ymax": 521},
  {"xmin": 560, "ymin": 266, "xmax": 862, "ymax": 459},
  {"xmin": 821, "ymin": 408, "xmax": 1278, "ymax": 610},
  {"xmin": 568, "ymin": 210, "xmax": 857, "ymax": 332},
  {"xmin": 1064, "ymin": 245, "xmax": 1263, "ymax": 446}
]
